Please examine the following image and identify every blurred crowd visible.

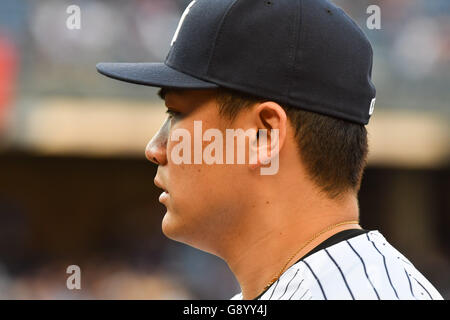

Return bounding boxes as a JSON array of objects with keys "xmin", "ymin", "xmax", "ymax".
[
  {"xmin": 0, "ymin": 261, "xmax": 194, "ymax": 299},
  {"xmin": 0, "ymin": 0, "xmax": 447, "ymax": 106}
]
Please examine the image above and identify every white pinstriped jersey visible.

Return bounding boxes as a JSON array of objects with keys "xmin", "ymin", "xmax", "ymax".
[{"xmin": 230, "ymin": 230, "xmax": 443, "ymax": 300}]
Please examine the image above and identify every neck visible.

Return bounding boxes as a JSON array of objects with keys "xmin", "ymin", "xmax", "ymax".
[{"xmin": 221, "ymin": 187, "xmax": 361, "ymax": 300}]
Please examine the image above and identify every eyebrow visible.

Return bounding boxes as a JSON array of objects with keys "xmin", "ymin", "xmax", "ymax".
[
  {"xmin": 157, "ymin": 88, "xmax": 186, "ymax": 101},
  {"xmin": 157, "ymin": 88, "xmax": 168, "ymax": 100}
]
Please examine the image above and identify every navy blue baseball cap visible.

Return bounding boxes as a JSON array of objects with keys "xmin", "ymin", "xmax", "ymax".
[{"xmin": 97, "ymin": 0, "xmax": 376, "ymax": 124}]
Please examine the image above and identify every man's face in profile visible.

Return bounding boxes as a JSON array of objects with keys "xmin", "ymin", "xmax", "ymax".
[{"xmin": 145, "ymin": 89, "xmax": 256, "ymax": 254}]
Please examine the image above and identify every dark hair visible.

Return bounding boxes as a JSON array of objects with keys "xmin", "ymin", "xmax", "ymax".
[{"xmin": 215, "ymin": 87, "xmax": 369, "ymax": 199}]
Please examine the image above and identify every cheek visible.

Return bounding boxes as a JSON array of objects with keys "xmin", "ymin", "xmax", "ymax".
[
  {"xmin": 164, "ymin": 116, "xmax": 247, "ymax": 212},
  {"xmin": 165, "ymin": 165, "xmax": 226, "ymax": 220}
]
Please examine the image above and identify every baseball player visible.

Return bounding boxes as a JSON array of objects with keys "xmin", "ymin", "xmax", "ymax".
[{"xmin": 96, "ymin": 0, "xmax": 443, "ymax": 300}]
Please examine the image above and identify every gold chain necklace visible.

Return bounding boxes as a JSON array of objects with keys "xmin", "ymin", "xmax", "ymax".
[{"xmin": 258, "ymin": 220, "xmax": 359, "ymax": 296}]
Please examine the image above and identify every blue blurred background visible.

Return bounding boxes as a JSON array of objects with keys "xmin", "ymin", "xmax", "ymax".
[{"xmin": 0, "ymin": 0, "xmax": 448, "ymax": 299}]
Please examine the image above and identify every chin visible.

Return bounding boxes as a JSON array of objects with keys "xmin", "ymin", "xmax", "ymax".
[
  {"xmin": 160, "ymin": 210, "xmax": 214, "ymax": 254},
  {"xmin": 161, "ymin": 210, "xmax": 188, "ymax": 243},
  {"xmin": 161, "ymin": 211, "xmax": 177, "ymax": 240}
]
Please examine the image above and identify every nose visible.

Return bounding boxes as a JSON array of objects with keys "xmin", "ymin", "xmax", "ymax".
[{"xmin": 145, "ymin": 118, "xmax": 169, "ymax": 165}]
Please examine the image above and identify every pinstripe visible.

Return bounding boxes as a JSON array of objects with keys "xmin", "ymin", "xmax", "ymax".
[
  {"xmin": 346, "ymin": 239, "xmax": 380, "ymax": 299},
  {"xmin": 324, "ymin": 248, "xmax": 355, "ymax": 299},
  {"xmin": 366, "ymin": 234, "xmax": 399, "ymax": 299},
  {"xmin": 288, "ymin": 279, "xmax": 304, "ymax": 300},
  {"xmin": 400, "ymin": 257, "xmax": 412, "ymax": 266},
  {"xmin": 233, "ymin": 231, "xmax": 442, "ymax": 301},
  {"xmin": 404, "ymin": 269, "xmax": 417, "ymax": 300},
  {"xmin": 268, "ymin": 278, "xmax": 280, "ymax": 300},
  {"xmin": 411, "ymin": 276, "xmax": 433, "ymax": 300},
  {"xmin": 299, "ymin": 289, "xmax": 309, "ymax": 300},
  {"xmin": 302, "ymin": 260, "xmax": 327, "ymax": 300},
  {"xmin": 277, "ymin": 269, "xmax": 299, "ymax": 300}
]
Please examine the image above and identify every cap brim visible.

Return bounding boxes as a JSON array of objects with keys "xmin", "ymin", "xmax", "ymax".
[{"xmin": 96, "ymin": 62, "xmax": 219, "ymax": 89}]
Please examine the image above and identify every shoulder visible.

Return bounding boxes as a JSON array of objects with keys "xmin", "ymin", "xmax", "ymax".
[
  {"xmin": 259, "ymin": 231, "xmax": 443, "ymax": 300},
  {"xmin": 258, "ymin": 260, "xmax": 313, "ymax": 300}
]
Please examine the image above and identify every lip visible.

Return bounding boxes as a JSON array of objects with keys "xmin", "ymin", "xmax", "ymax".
[
  {"xmin": 159, "ymin": 191, "xmax": 169, "ymax": 203},
  {"xmin": 154, "ymin": 176, "xmax": 168, "ymax": 191},
  {"xmin": 154, "ymin": 176, "xmax": 169, "ymax": 203}
]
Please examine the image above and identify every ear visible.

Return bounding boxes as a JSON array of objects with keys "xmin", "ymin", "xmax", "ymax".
[{"xmin": 248, "ymin": 101, "xmax": 287, "ymax": 171}]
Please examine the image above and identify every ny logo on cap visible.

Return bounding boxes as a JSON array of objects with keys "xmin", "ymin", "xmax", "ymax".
[
  {"xmin": 171, "ymin": 0, "xmax": 197, "ymax": 46},
  {"xmin": 369, "ymin": 98, "xmax": 376, "ymax": 116}
]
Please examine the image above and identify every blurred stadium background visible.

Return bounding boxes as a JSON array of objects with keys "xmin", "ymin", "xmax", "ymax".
[{"xmin": 0, "ymin": 0, "xmax": 448, "ymax": 299}]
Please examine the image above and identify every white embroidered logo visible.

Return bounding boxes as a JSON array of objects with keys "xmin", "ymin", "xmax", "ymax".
[
  {"xmin": 369, "ymin": 98, "xmax": 376, "ymax": 115},
  {"xmin": 171, "ymin": 0, "xmax": 197, "ymax": 46}
]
